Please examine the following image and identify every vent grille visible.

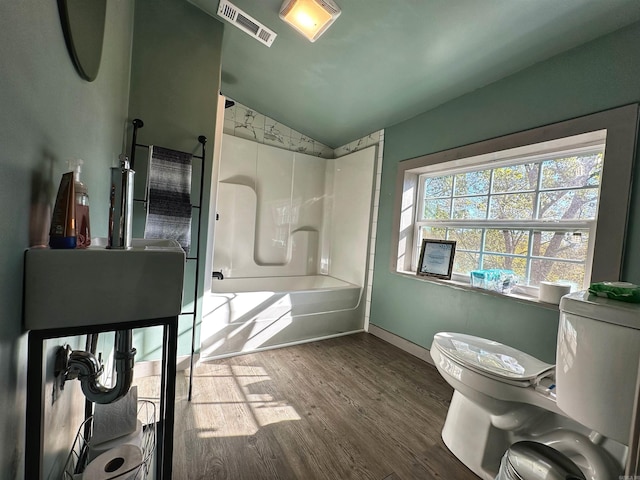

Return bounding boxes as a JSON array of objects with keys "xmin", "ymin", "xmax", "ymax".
[
  {"xmin": 219, "ymin": 3, "xmax": 236, "ymax": 20},
  {"xmin": 258, "ymin": 30, "xmax": 273, "ymax": 43},
  {"xmin": 217, "ymin": 0, "xmax": 277, "ymax": 47},
  {"xmin": 236, "ymin": 13, "xmax": 259, "ymax": 35}
]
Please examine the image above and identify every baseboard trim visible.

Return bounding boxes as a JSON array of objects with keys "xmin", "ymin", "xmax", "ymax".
[
  {"xmin": 368, "ymin": 325, "xmax": 433, "ymax": 365},
  {"xmin": 199, "ymin": 329, "xmax": 366, "ymax": 362},
  {"xmin": 133, "ymin": 328, "xmax": 431, "ymax": 376}
]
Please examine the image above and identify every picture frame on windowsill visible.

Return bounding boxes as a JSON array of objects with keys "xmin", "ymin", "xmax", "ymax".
[{"xmin": 417, "ymin": 239, "xmax": 456, "ymax": 280}]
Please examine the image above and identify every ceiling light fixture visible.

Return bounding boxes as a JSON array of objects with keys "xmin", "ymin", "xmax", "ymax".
[{"xmin": 279, "ymin": 0, "xmax": 341, "ymax": 43}]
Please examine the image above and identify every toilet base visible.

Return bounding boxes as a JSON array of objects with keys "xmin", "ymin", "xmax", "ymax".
[
  {"xmin": 442, "ymin": 390, "xmax": 511, "ymax": 480},
  {"xmin": 441, "ymin": 390, "xmax": 624, "ymax": 480}
]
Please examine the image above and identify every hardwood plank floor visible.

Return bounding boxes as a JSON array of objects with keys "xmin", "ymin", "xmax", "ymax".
[{"xmin": 137, "ymin": 333, "xmax": 479, "ymax": 479}]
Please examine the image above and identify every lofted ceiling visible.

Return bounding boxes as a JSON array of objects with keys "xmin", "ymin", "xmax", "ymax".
[{"xmin": 188, "ymin": 0, "xmax": 640, "ymax": 148}]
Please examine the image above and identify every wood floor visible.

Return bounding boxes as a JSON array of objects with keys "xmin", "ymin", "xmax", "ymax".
[{"xmin": 139, "ymin": 333, "xmax": 479, "ymax": 480}]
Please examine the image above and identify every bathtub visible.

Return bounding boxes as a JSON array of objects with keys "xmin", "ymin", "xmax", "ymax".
[
  {"xmin": 200, "ymin": 275, "xmax": 364, "ymax": 359},
  {"xmin": 211, "ymin": 275, "xmax": 356, "ymax": 293}
]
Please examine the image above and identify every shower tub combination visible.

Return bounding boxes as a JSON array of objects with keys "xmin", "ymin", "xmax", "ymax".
[
  {"xmin": 200, "ymin": 135, "xmax": 376, "ymax": 359},
  {"xmin": 200, "ymin": 275, "xmax": 363, "ymax": 360}
]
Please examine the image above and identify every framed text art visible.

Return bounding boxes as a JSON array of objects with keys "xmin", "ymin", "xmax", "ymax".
[{"xmin": 417, "ymin": 239, "xmax": 456, "ymax": 280}]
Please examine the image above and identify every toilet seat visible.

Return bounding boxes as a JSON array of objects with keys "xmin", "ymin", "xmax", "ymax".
[{"xmin": 433, "ymin": 332, "xmax": 555, "ymax": 387}]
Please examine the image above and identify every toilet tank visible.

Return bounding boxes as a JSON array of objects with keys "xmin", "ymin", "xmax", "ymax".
[{"xmin": 556, "ymin": 291, "xmax": 640, "ymax": 444}]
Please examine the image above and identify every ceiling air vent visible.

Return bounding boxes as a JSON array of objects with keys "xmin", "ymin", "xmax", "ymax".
[{"xmin": 217, "ymin": 0, "xmax": 277, "ymax": 47}]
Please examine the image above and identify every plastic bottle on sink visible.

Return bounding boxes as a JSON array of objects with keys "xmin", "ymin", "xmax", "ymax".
[{"xmin": 69, "ymin": 159, "xmax": 91, "ymax": 248}]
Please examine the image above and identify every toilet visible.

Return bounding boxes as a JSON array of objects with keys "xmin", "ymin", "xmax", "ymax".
[{"xmin": 430, "ymin": 291, "xmax": 640, "ymax": 480}]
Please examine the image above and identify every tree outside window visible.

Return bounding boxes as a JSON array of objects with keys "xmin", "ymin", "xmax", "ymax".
[{"xmin": 416, "ymin": 151, "xmax": 603, "ymax": 288}]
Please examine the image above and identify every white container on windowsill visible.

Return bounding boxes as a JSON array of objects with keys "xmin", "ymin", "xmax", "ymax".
[{"xmin": 538, "ymin": 282, "xmax": 572, "ymax": 304}]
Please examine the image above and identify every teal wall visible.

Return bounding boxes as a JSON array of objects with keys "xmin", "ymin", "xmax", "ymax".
[
  {"xmin": 1, "ymin": 1, "xmax": 637, "ymax": 474},
  {"xmin": 371, "ymin": 22, "xmax": 640, "ymax": 364},
  {"xmin": 0, "ymin": 0, "xmax": 222, "ymax": 474},
  {"xmin": 128, "ymin": 0, "xmax": 223, "ymax": 361},
  {"xmin": 0, "ymin": 1, "xmax": 134, "ymax": 476}
]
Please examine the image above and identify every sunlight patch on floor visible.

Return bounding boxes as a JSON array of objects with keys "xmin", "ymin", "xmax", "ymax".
[{"xmin": 193, "ymin": 364, "xmax": 301, "ymax": 438}]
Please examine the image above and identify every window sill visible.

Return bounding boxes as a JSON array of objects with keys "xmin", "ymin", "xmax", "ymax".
[{"xmin": 394, "ymin": 270, "xmax": 561, "ymax": 310}]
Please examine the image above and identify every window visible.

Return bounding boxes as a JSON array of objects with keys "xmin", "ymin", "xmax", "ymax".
[
  {"xmin": 415, "ymin": 139, "xmax": 604, "ymax": 289},
  {"xmin": 392, "ymin": 104, "xmax": 638, "ymax": 299}
]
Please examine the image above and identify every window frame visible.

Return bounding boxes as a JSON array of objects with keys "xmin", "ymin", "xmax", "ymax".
[
  {"xmin": 412, "ymin": 142, "xmax": 605, "ymax": 290},
  {"xmin": 391, "ymin": 104, "xmax": 639, "ymax": 299}
]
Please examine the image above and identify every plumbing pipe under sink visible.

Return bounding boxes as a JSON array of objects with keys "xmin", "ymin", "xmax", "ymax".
[{"xmin": 57, "ymin": 329, "xmax": 136, "ymax": 404}]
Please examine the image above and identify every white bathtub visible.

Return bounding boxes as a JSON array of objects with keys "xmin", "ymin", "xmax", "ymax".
[
  {"xmin": 211, "ymin": 275, "xmax": 357, "ymax": 293},
  {"xmin": 201, "ymin": 275, "xmax": 364, "ymax": 359}
]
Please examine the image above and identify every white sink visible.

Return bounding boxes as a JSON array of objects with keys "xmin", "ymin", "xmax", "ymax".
[{"xmin": 24, "ymin": 238, "xmax": 186, "ymax": 330}]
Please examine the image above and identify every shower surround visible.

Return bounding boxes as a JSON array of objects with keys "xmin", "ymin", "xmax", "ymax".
[{"xmin": 202, "ymin": 133, "xmax": 376, "ymax": 358}]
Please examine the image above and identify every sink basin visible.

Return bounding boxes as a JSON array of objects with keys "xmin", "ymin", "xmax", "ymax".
[{"xmin": 24, "ymin": 238, "xmax": 186, "ymax": 330}]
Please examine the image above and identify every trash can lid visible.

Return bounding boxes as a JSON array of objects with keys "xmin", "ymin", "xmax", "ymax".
[{"xmin": 503, "ymin": 442, "xmax": 585, "ymax": 480}]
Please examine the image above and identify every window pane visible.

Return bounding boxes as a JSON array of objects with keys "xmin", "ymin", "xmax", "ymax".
[
  {"xmin": 453, "ymin": 196, "xmax": 487, "ymax": 219},
  {"xmin": 530, "ymin": 259, "xmax": 585, "ymax": 287},
  {"xmin": 485, "ymin": 229, "xmax": 530, "ymax": 255},
  {"xmin": 448, "ymin": 228, "xmax": 482, "ymax": 251},
  {"xmin": 489, "ymin": 193, "xmax": 535, "ymax": 220},
  {"xmin": 423, "ymin": 198, "xmax": 451, "ymax": 219},
  {"xmin": 541, "ymin": 153, "xmax": 603, "ymax": 189},
  {"xmin": 419, "ymin": 226, "xmax": 447, "ymax": 241},
  {"xmin": 492, "ymin": 163, "xmax": 539, "ymax": 193},
  {"xmin": 531, "ymin": 230, "xmax": 589, "ymax": 261},
  {"xmin": 538, "ymin": 188, "xmax": 599, "ymax": 220},
  {"xmin": 424, "ymin": 175, "xmax": 453, "ymax": 198},
  {"xmin": 453, "ymin": 252, "xmax": 480, "ymax": 275},
  {"xmin": 454, "ymin": 170, "xmax": 490, "ymax": 196},
  {"xmin": 482, "ymin": 254, "xmax": 527, "ymax": 278}
]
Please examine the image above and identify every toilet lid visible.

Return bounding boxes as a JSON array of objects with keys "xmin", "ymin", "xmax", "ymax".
[{"xmin": 433, "ymin": 332, "xmax": 555, "ymax": 382}]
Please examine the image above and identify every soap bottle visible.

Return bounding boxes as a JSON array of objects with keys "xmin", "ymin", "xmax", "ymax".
[{"xmin": 69, "ymin": 159, "xmax": 91, "ymax": 248}]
